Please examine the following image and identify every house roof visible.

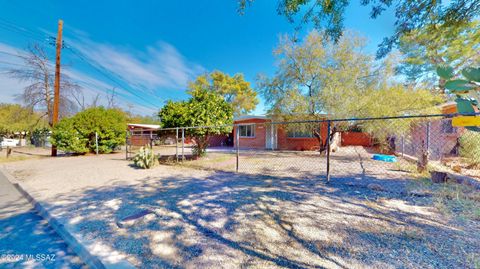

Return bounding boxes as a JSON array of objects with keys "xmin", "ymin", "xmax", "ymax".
[
  {"xmin": 436, "ymin": 101, "xmax": 458, "ymax": 114},
  {"xmin": 233, "ymin": 115, "xmax": 270, "ymax": 121},
  {"xmin": 437, "ymin": 101, "xmax": 457, "ymax": 109},
  {"xmin": 127, "ymin": 123, "xmax": 161, "ymax": 130}
]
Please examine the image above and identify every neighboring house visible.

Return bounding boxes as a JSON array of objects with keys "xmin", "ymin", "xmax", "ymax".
[
  {"xmin": 398, "ymin": 102, "xmax": 466, "ymax": 160},
  {"xmin": 233, "ymin": 116, "xmax": 329, "ymax": 151},
  {"xmin": 127, "ymin": 123, "xmax": 229, "ymax": 147},
  {"xmin": 341, "ymin": 132, "xmax": 372, "ymax": 147},
  {"xmin": 127, "ymin": 123, "xmax": 161, "ymax": 146}
]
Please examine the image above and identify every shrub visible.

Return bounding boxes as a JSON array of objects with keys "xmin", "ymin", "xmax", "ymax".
[
  {"xmin": 50, "ymin": 107, "xmax": 126, "ymax": 154},
  {"xmin": 49, "ymin": 118, "xmax": 89, "ymax": 153},
  {"xmin": 459, "ymin": 130, "xmax": 480, "ymax": 166},
  {"xmin": 31, "ymin": 127, "xmax": 50, "ymax": 147},
  {"xmin": 133, "ymin": 145, "xmax": 157, "ymax": 169}
]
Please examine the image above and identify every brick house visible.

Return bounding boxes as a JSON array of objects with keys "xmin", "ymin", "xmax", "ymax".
[
  {"xmin": 397, "ymin": 102, "xmax": 466, "ymax": 160},
  {"xmin": 127, "ymin": 123, "xmax": 230, "ymax": 147},
  {"xmin": 233, "ymin": 116, "xmax": 329, "ymax": 150},
  {"xmin": 127, "ymin": 123, "xmax": 160, "ymax": 146}
]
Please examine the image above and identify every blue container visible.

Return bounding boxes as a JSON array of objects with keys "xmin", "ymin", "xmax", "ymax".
[{"xmin": 372, "ymin": 154, "xmax": 397, "ymax": 163}]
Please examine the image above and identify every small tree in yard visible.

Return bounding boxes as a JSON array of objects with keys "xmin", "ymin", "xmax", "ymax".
[
  {"xmin": 50, "ymin": 107, "xmax": 126, "ymax": 154},
  {"xmin": 159, "ymin": 87, "xmax": 233, "ymax": 158}
]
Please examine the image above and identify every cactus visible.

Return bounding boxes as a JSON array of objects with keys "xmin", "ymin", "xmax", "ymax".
[
  {"xmin": 437, "ymin": 65, "xmax": 480, "ymax": 132},
  {"xmin": 133, "ymin": 145, "xmax": 157, "ymax": 169}
]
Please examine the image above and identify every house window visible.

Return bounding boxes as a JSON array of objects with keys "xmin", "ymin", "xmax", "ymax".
[
  {"xmin": 239, "ymin": 124, "xmax": 255, "ymax": 137},
  {"xmin": 441, "ymin": 119, "xmax": 456, "ymax": 134},
  {"xmin": 287, "ymin": 129, "xmax": 314, "ymax": 138}
]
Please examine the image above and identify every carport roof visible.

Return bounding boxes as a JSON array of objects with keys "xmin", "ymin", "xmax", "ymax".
[{"xmin": 127, "ymin": 123, "xmax": 161, "ymax": 130}]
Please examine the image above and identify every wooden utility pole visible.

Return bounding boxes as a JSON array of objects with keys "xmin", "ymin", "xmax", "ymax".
[{"xmin": 51, "ymin": 19, "xmax": 63, "ymax": 156}]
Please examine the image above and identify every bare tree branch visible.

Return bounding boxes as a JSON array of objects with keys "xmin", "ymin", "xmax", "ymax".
[{"xmin": 8, "ymin": 43, "xmax": 82, "ymax": 126}]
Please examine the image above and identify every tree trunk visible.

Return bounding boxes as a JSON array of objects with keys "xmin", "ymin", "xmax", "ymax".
[
  {"xmin": 194, "ymin": 134, "xmax": 210, "ymax": 158},
  {"xmin": 44, "ymin": 72, "xmax": 53, "ymax": 126},
  {"xmin": 315, "ymin": 125, "xmax": 336, "ymax": 154}
]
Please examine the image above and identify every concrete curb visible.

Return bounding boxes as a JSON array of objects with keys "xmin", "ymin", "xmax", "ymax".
[{"xmin": 0, "ymin": 168, "xmax": 135, "ymax": 269}]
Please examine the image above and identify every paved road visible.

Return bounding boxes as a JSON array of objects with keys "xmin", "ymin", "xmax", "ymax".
[{"xmin": 0, "ymin": 170, "xmax": 86, "ymax": 269}]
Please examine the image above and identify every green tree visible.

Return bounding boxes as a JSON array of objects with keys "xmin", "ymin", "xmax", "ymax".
[
  {"xmin": 259, "ymin": 30, "xmax": 442, "ymax": 150},
  {"xmin": 398, "ymin": 21, "xmax": 480, "ymax": 90},
  {"xmin": 159, "ymin": 86, "xmax": 233, "ymax": 157},
  {"xmin": 259, "ymin": 31, "xmax": 382, "ymax": 118},
  {"xmin": 188, "ymin": 71, "xmax": 258, "ymax": 116},
  {"xmin": 239, "ymin": 0, "xmax": 480, "ymax": 57},
  {"xmin": 50, "ymin": 107, "xmax": 127, "ymax": 154},
  {"xmin": 126, "ymin": 113, "xmax": 161, "ymax": 125},
  {"xmin": 0, "ymin": 103, "xmax": 47, "ymax": 136},
  {"xmin": 257, "ymin": 31, "xmax": 375, "ymax": 149},
  {"xmin": 459, "ymin": 131, "xmax": 480, "ymax": 166},
  {"xmin": 357, "ymin": 85, "xmax": 442, "ymax": 147}
]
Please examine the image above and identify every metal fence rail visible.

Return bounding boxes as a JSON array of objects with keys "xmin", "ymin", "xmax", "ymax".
[{"xmin": 126, "ymin": 113, "xmax": 480, "ymax": 183}]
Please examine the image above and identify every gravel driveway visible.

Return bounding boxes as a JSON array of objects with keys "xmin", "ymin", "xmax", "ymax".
[{"xmin": 3, "ymin": 153, "xmax": 479, "ymax": 268}]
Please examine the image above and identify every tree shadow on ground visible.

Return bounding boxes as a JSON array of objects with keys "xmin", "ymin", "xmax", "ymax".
[
  {"xmin": 43, "ymin": 169, "xmax": 479, "ymax": 268},
  {"xmin": 0, "ymin": 200, "xmax": 86, "ymax": 268}
]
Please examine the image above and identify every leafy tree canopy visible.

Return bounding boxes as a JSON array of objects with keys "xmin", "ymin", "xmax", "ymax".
[
  {"xmin": 398, "ymin": 20, "xmax": 480, "ymax": 89},
  {"xmin": 0, "ymin": 103, "xmax": 47, "ymax": 135},
  {"xmin": 50, "ymin": 107, "xmax": 127, "ymax": 154},
  {"xmin": 258, "ymin": 30, "xmax": 376, "ymax": 120},
  {"xmin": 258, "ymin": 30, "xmax": 443, "ymax": 145},
  {"xmin": 238, "ymin": 0, "xmax": 480, "ymax": 57},
  {"xmin": 188, "ymin": 71, "xmax": 258, "ymax": 116},
  {"xmin": 159, "ymin": 85, "xmax": 233, "ymax": 157},
  {"xmin": 126, "ymin": 113, "xmax": 161, "ymax": 125}
]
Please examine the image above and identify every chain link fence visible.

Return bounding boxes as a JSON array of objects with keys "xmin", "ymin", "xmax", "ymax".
[{"xmin": 126, "ymin": 113, "xmax": 480, "ymax": 184}]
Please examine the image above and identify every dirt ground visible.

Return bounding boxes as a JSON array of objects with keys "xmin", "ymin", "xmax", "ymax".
[
  {"xmin": 2, "ymin": 150, "xmax": 480, "ymax": 268},
  {"xmin": 0, "ymin": 146, "xmax": 51, "ymax": 163}
]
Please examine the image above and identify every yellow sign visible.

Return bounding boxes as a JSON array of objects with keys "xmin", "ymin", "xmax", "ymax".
[{"xmin": 452, "ymin": 116, "xmax": 480, "ymax": 127}]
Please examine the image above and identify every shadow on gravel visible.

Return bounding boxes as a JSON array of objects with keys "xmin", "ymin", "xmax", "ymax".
[
  {"xmin": 44, "ymin": 170, "xmax": 480, "ymax": 268},
  {"xmin": 0, "ymin": 205, "xmax": 85, "ymax": 268}
]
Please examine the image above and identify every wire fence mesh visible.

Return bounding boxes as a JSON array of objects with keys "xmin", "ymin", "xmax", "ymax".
[{"xmin": 126, "ymin": 113, "xmax": 480, "ymax": 185}]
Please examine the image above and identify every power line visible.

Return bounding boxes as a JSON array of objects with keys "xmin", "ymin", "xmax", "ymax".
[
  {"xmin": 0, "ymin": 18, "xmax": 162, "ymax": 111},
  {"xmin": 0, "ymin": 49, "xmax": 25, "ymax": 58},
  {"xmin": 66, "ymin": 47, "xmax": 161, "ymax": 109},
  {"xmin": 0, "ymin": 60, "xmax": 30, "ymax": 67},
  {"xmin": 0, "ymin": 17, "xmax": 49, "ymax": 42}
]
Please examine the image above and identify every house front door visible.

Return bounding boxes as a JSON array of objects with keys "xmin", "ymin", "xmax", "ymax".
[{"xmin": 265, "ymin": 124, "xmax": 277, "ymax": 150}]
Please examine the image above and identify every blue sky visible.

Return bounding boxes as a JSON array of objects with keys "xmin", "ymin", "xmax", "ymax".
[{"xmin": 0, "ymin": 0, "xmax": 395, "ymax": 115}]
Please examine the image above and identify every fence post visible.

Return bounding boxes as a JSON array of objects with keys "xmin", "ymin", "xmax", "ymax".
[
  {"xmin": 149, "ymin": 131, "xmax": 153, "ymax": 148},
  {"xmin": 181, "ymin": 128, "xmax": 185, "ymax": 161},
  {"xmin": 236, "ymin": 124, "xmax": 239, "ymax": 173},
  {"xmin": 426, "ymin": 121, "xmax": 431, "ymax": 158},
  {"xmin": 401, "ymin": 135, "xmax": 405, "ymax": 157},
  {"xmin": 125, "ymin": 130, "xmax": 128, "ymax": 160},
  {"xmin": 95, "ymin": 132, "xmax": 99, "ymax": 155},
  {"xmin": 270, "ymin": 122, "xmax": 274, "ymax": 150},
  {"xmin": 176, "ymin": 128, "xmax": 179, "ymax": 162},
  {"xmin": 326, "ymin": 120, "xmax": 331, "ymax": 183}
]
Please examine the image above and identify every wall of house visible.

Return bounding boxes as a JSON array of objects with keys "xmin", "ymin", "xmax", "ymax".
[
  {"xmin": 276, "ymin": 122, "xmax": 328, "ymax": 151},
  {"xmin": 208, "ymin": 134, "xmax": 229, "ymax": 147},
  {"xmin": 130, "ymin": 136, "xmax": 152, "ymax": 146},
  {"xmin": 233, "ymin": 118, "xmax": 268, "ymax": 149},
  {"xmin": 128, "ymin": 127, "xmax": 156, "ymax": 146},
  {"xmin": 233, "ymin": 119, "xmax": 329, "ymax": 151},
  {"xmin": 399, "ymin": 119, "xmax": 464, "ymax": 160},
  {"xmin": 341, "ymin": 132, "xmax": 372, "ymax": 146}
]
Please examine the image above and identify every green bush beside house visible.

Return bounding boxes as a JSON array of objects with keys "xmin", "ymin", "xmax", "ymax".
[{"xmin": 50, "ymin": 107, "xmax": 127, "ymax": 154}]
